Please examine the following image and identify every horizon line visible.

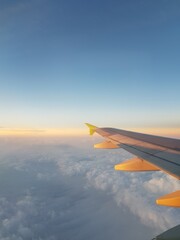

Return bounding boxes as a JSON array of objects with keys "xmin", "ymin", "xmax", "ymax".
[{"xmin": 0, "ymin": 127, "xmax": 180, "ymax": 138}]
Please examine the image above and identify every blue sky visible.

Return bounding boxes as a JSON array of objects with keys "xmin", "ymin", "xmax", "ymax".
[{"xmin": 0, "ymin": 0, "xmax": 180, "ymax": 130}]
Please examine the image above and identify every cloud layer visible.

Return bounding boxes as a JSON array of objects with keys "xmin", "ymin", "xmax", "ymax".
[{"xmin": 0, "ymin": 136, "xmax": 179, "ymax": 240}]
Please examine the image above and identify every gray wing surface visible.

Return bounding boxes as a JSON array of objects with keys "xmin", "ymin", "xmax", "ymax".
[
  {"xmin": 86, "ymin": 123, "xmax": 180, "ymax": 207},
  {"xmin": 96, "ymin": 127, "xmax": 180, "ymax": 179},
  {"xmin": 86, "ymin": 123, "xmax": 180, "ymax": 237}
]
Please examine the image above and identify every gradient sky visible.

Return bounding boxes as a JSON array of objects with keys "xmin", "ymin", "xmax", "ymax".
[{"xmin": 0, "ymin": 0, "xmax": 180, "ymax": 133}]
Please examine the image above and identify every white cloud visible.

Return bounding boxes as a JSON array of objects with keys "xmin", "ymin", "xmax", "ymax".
[
  {"xmin": 143, "ymin": 173, "xmax": 179, "ymax": 194},
  {"xmin": 0, "ymin": 136, "xmax": 179, "ymax": 239}
]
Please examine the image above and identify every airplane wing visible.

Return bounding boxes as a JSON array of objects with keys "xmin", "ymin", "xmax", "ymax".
[
  {"xmin": 85, "ymin": 123, "xmax": 180, "ymax": 208},
  {"xmin": 154, "ymin": 224, "xmax": 180, "ymax": 240}
]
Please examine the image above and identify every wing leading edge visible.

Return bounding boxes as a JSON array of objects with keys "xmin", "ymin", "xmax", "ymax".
[{"xmin": 85, "ymin": 123, "xmax": 180, "ymax": 208}]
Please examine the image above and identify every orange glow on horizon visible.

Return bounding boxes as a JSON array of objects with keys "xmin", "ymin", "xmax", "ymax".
[
  {"xmin": 0, "ymin": 128, "xmax": 87, "ymax": 136},
  {"xmin": 128, "ymin": 127, "xmax": 180, "ymax": 138},
  {"xmin": 0, "ymin": 127, "xmax": 180, "ymax": 138}
]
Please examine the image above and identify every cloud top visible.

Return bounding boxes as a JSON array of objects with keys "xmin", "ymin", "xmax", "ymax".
[{"xmin": 0, "ymin": 136, "xmax": 178, "ymax": 240}]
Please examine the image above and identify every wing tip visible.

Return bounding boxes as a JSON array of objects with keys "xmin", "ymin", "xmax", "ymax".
[{"xmin": 85, "ymin": 123, "xmax": 97, "ymax": 135}]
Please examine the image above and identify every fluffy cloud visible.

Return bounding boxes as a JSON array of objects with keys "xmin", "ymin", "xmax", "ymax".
[{"xmin": 0, "ymin": 136, "xmax": 179, "ymax": 240}]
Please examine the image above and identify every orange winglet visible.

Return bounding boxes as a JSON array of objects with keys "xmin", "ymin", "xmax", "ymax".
[
  {"xmin": 156, "ymin": 190, "xmax": 180, "ymax": 207},
  {"xmin": 114, "ymin": 157, "xmax": 159, "ymax": 171}
]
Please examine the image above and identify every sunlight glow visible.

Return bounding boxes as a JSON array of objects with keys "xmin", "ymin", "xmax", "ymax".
[
  {"xmin": 0, "ymin": 128, "xmax": 87, "ymax": 136},
  {"xmin": 129, "ymin": 128, "xmax": 180, "ymax": 138},
  {"xmin": 0, "ymin": 127, "xmax": 180, "ymax": 138}
]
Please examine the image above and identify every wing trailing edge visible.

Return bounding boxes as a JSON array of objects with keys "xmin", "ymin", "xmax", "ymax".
[
  {"xmin": 86, "ymin": 124, "xmax": 180, "ymax": 240},
  {"xmin": 85, "ymin": 123, "xmax": 180, "ymax": 208}
]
